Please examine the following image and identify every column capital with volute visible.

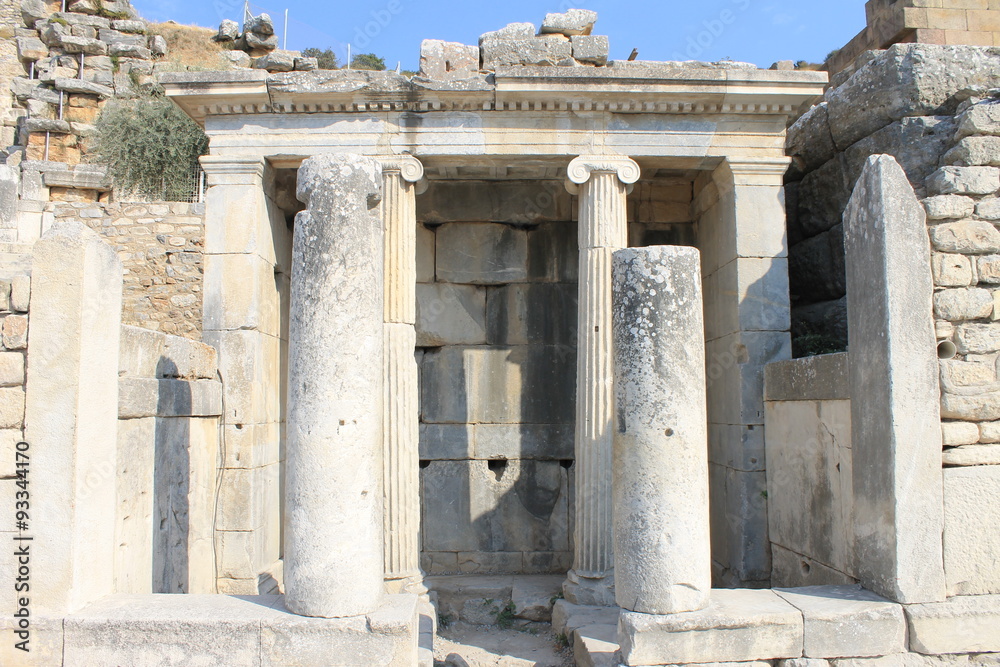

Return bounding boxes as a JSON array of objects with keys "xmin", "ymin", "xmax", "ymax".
[{"xmin": 565, "ymin": 155, "xmax": 641, "ymax": 195}]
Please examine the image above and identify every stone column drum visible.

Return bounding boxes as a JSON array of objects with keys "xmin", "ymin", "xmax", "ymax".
[
  {"xmin": 285, "ymin": 154, "xmax": 385, "ymax": 618},
  {"xmin": 564, "ymin": 155, "xmax": 640, "ymax": 606},
  {"xmin": 611, "ymin": 246, "xmax": 711, "ymax": 615},
  {"xmin": 377, "ymin": 156, "xmax": 427, "ymax": 594}
]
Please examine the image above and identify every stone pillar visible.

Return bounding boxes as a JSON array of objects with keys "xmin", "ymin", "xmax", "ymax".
[
  {"xmin": 26, "ymin": 222, "xmax": 122, "ymax": 613},
  {"xmin": 564, "ymin": 155, "xmax": 640, "ymax": 606},
  {"xmin": 285, "ymin": 154, "xmax": 385, "ymax": 618},
  {"xmin": 844, "ymin": 155, "xmax": 946, "ymax": 604},
  {"xmin": 199, "ymin": 154, "xmax": 288, "ymax": 595},
  {"xmin": 376, "ymin": 156, "xmax": 427, "ymax": 595},
  {"xmin": 695, "ymin": 157, "xmax": 792, "ymax": 587},
  {"xmin": 611, "ymin": 246, "xmax": 711, "ymax": 615}
]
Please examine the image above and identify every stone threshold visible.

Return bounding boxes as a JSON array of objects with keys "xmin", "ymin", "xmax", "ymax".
[
  {"xmin": 1, "ymin": 593, "xmax": 421, "ymax": 667},
  {"xmin": 559, "ymin": 587, "xmax": 1000, "ymax": 667}
]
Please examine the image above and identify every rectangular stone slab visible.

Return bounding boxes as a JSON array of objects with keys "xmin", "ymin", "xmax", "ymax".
[
  {"xmin": 617, "ymin": 589, "xmax": 804, "ymax": 665},
  {"xmin": 62, "ymin": 593, "xmax": 419, "ymax": 666},
  {"xmin": 904, "ymin": 594, "xmax": 1000, "ymax": 655},
  {"xmin": 774, "ymin": 585, "xmax": 905, "ymax": 658}
]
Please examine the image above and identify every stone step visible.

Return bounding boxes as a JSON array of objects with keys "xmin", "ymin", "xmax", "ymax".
[
  {"xmin": 573, "ymin": 624, "xmax": 619, "ymax": 667},
  {"xmin": 428, "ymin": 574, "xmax": 565, "ymax": 627}
]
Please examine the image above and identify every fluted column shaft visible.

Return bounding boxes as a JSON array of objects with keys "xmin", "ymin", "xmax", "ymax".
[
  {"xmin": 564, "ymin": 156, "xmax": 640, "ymax": 606},
  {"xmin": 378, "ymin": 156, "xmax": 427, "ymax": 594}
]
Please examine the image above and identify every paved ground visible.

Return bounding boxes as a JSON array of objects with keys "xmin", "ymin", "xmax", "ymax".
[{"xmin": 434, "ymin": 622, "xmax": 575, "ymax": 667}]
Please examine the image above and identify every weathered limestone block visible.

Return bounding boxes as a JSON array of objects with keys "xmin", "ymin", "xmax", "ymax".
[
  {"xmin": 943, "ymin": 135, "xmax": 1000, "ymax": 167},
  {"xmin": 618, "ymin": 589, "xmax": 804, "ymax": 666},
  {"xmin": 929, "ymin": 220, "xmax": 1000, "ymax": 254},
  {"xmin": 541, "ymin": 9, "xmax": 597, "ymax": 36},
  {"xmin": 927, "ymin": 166, "xmax": 1000, "ymax": 196},
  {"xmin": 98, "ymin": 28, "xmax": 144, "ymax": 47},
  {"xmin": 528, "ymin": 223, "xmax": 579, "ymax": 283},
  {"xmin": 931, "ymin": 254, "xmax": 973, "ymax": 288},
  {"xmin": 418, "ymin": 180, "xmax": 572, "ymax": 225},
  {"xmin": 0, "ymin": 166, "xmax": 18, "ymax": 232},
  {"xmin": 954, "ymin": 322, "xmax": 1000, "ymax": 354},
  {"xmin": 474, "ymin": 423, "xmax": 574, "ymax": 460},
  {"xmin": 244, "ymin": 31, "xmax": 279, "ymax": 52},
  {"xmin": 285, "ymin": 154, "xmax": 384, "ymax": 618},
  {"xmin": 420, "ymin": 460, "xmax": 570, "ymax": 553},
  {"xmin": 764, "ymin": 398, "xmax": 853, "ymax": 582},
  {"xmin": 0, "ymin": 386, "xmax": 25, "ymax": 427},
  {"xmin": 481, "ymin": 32, "xmax": 573, "ymax": 69},
  {"xmin": 16, "ymin": 35, "xmax": 46, "ymax": 61},
  {"xmin": 213, "ymin": 19, "xmax": 239, "ymax": 42},
  {"xmin": 246, "ymin": 13, "xmax": 274, "ymax": 36},
  {"xmin": 904, "ymin": 594, "xmax": 1000, "ymax": 654},
  {"xmin": 25, "ymin": 221, "xmax": 122, "ymax": 613},
  {"xmin": 957, "ymin": 100, "xmax": 1000, "ymax": 139},
  {"xmin": 844, "ymin": 156, "xmax": 945, "ymax": 604},
  {"xmin": 825, "ymin": 44, "xmax": 1000, "ymax": 150},
  {"xmin": 254, "ymin": 51, "xmax": 296, "ymax": 73},
  {"xmin": 418, "ymin": 423, "xmax": 475, "ymax": 460},
  {"xmin": 941, "ymin": 421, "xmax": 981, "ymax": 447},
  {"xmin": 419, "ymin": 40, "xmax": 479, "ymax": 80},
  {"xmin": 612, "ymin": 246, "xmax": 709, "ymax": 615},
  {"xmin": 54, "ymin": 77, "xmax": 113, "ymax": 97},
  {"xmin": 786, "ymin": 102, "xmax": 836, "ymax": 175},
  {"xmin": 415, "ymin": 283, "xmax": 486, "ymax": 346},
  {"xmin": 943, "ymin": 444, "xmax": 1000, "ymax": 466},
  {"xmin": 149, "ymin": 35, "xmax": 167, "ymax": 57},
  {"xmin": 773, "ymin": 586, "xmax": 905, "ymax": 658},
  {"xmin": 979, "ymin": 198, "xmax": 1000, "ymax": 220},
  {"xmin": 796, "ymin": 157, "xmax": 851, "ymax": 238},
  {"xmin": 435, "ymin": 222, "xmax": 528, "ymax": 284},
  {"xmin": 419, "ymin": 345, "xmax": 575, "ymax": 425},
  {"xmin": 844, "ymin": 116, "xmax": 957, "ymax": 187},
  {"xmin": 924, "ymin": 195, "xmax": 975, "ymax": 221},
  {"xmin": 0, "ymin": 352, "xmax": 25, "ymax": 387},
  {"xmin": 21, "ymin": 0, "xmax": 49, "ymax": 27},
  {"xmin": 114, "ymin": 417, "xmax": 154, "ymax": 595},
  {"xmin": 572, "ymin": 35, "xmax": 608, "ymax": 66},
  {"xmin": 486, "ymin": 283, "xmax": 577, "ymax": 345},
  {"xmin": 294, "ymin": 57, "xmax": 317, "ymax": 71},
  {"xmin": 112, "ymin": 20, "xmax": 147, "ymax": 34},
  {"xmin": 943, "ymin": 465, "xmax": 1000, "ymax": 596},
  {"xmin": 109, "ymin": 42, "xmax": 150, "ymax": 59},
  {"xmin": 933, "ymin": 287, "xmax": 994, "ymax": 321}
]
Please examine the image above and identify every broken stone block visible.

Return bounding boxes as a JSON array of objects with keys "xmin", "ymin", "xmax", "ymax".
[
  {"xmin": 419, "ymin": 39, "xmax": 479, "ymax": 80},
  {"xmin": 109, "ymin": 42, "xmax": 151, "ymax": 59},
  {"xmin": 977, "ymin": 198, "xmax": 1000, "ymax": 220},
  {"xmin": 957, "ymin": 100, "xmax": 1000, "ymax": 139},
  {"xmin": 68, "ymin": 0, "xmax": 98, "ymax": 14},
  {"xmin": 541, "ymin": 9, "xmax": 597, "ymax": 36},
  {"xmin": 98, "ymin": 27, "xmax": 144, "ymax": 46},
  {"xmin": 21, "ymin": 0, "xmax": 48, "ymax": 27},
  {"xmin": 254, "ymin": 51, "xmax": 296, "ymax": 73},
  {"xmin": 112, "ymin": 19, "xmax": 146, "ymax": 34},
  {"xmin": 929, "ymin": 220, "xmax": 1000, "ymax": 254},
  {"xmin": 415, "ymin": 283, "xmax": 486, "ymax": 347},
  {"xmin": 222, "ymin": 50, "xmax": 252, "ymax": 68},
  {"xmin": 244, "ymin": 31, "xmax": 278, "ymax": 53},
  {"xmin": 927, "ymin": 166, "xmax": 1000, "ymax": 196},
  {"xmin": 435, "ymin": 223, "xmax": 528, "ymax": 285},
  {"xmin": 571, "ymin": 35, "xmax": 608, "ymax": 66},
  {"xmin": 944, "ymin": 136, "xmax": 1000, "ymax": 167},
  {"xmin": 293, "ymin": 57, "xmax": 317, "ymax": 71},
  {"xmin": 933, "ymin": 287, "xmax": 994, "ymax": 321},
  {"xmin": 16, "ymin": 35, "xmax": 47, "ymax": 61},
  {"xmin": 923, "ymin": 195, "xmax": 975, "ymax": 221},
  {"xmin": 214, "ymin": 19, "xmax": 239, "ymax": 43},
  {"xmin": 61, "ymin": 35, "xmax": 108, "ymax": 55},
  {"xmin": 955, "ymin": 323, "xmax": 1000, "ymax": 355},
  {"xmin": 245, "ymin": 13, "xmax": 274, "ymax": 36},
  {"xmin": 479, "ymin": 23, "xmax": 572, "ymax": 69},
  {"xmin": 931, "ymin": 253, "xmax": 973, "ymax": 288},
  {"xmin": 148, "ymin": 35, "xmax": 167, "ymax": 57}
]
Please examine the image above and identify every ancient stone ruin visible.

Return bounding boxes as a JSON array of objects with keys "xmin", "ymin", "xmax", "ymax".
[{"xmin": 0, "ymin": 0, "xmax": 997, "ymax": 665}]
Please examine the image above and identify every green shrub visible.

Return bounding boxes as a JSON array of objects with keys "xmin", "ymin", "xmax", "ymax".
[
  {"xmin": 351, "ymin": 53, "xmax": 386, "ymax": 71},
  {"xmin": 94, "ymin": 92, "xmax": 208, "ymax": 201}
]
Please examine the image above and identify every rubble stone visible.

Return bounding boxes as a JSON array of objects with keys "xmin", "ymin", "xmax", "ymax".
[{"xmin": 541, "ymin": 9, "xmax": 598, "ymax": 36}]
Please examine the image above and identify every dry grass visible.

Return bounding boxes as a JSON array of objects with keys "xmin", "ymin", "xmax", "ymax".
[{"xmin": 148, "ymin": 22, "xmax": 232, "ymax": 71}]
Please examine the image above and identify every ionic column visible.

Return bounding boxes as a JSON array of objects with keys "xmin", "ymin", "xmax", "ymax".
[
  {"xmin": 285, "ymin": 154, "xmax": 384, "ymax": 618},
  {"xmin": 563, "ymin": 155, "xmax": 640, "ymax": 606},
  {"xmin": 376, "ymin": 156, "xmax": 428, "ymax": 595},
  {"xmin": 612, "ymin": 246, "xmax": 711, "ymax": 615}
]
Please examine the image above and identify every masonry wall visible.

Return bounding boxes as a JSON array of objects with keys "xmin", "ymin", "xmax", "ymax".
[
  {"xmin": 415, "ymin": 177, "xmax": 695, "ymax": 575},
  {"xmin": 788, "ymin": 44, "xmax": 1000, "ymax": 598},
  {"xmin": 51, "ymin": 200, "xmax": 205, "ymax": 338}
]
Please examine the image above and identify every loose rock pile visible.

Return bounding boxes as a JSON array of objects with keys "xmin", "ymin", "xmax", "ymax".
[
  {"xmin": 419, "ymin": 9, "xmax": 611, "ymax": 80},
  {"xmin": 212, "ymin": 14, "xmax": 316, "ymax": 73}
]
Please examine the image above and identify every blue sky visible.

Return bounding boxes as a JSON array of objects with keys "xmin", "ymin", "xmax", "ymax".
[{"xmin": 132, "ymin": 0, "xmax": 867, "ymax": 71}]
